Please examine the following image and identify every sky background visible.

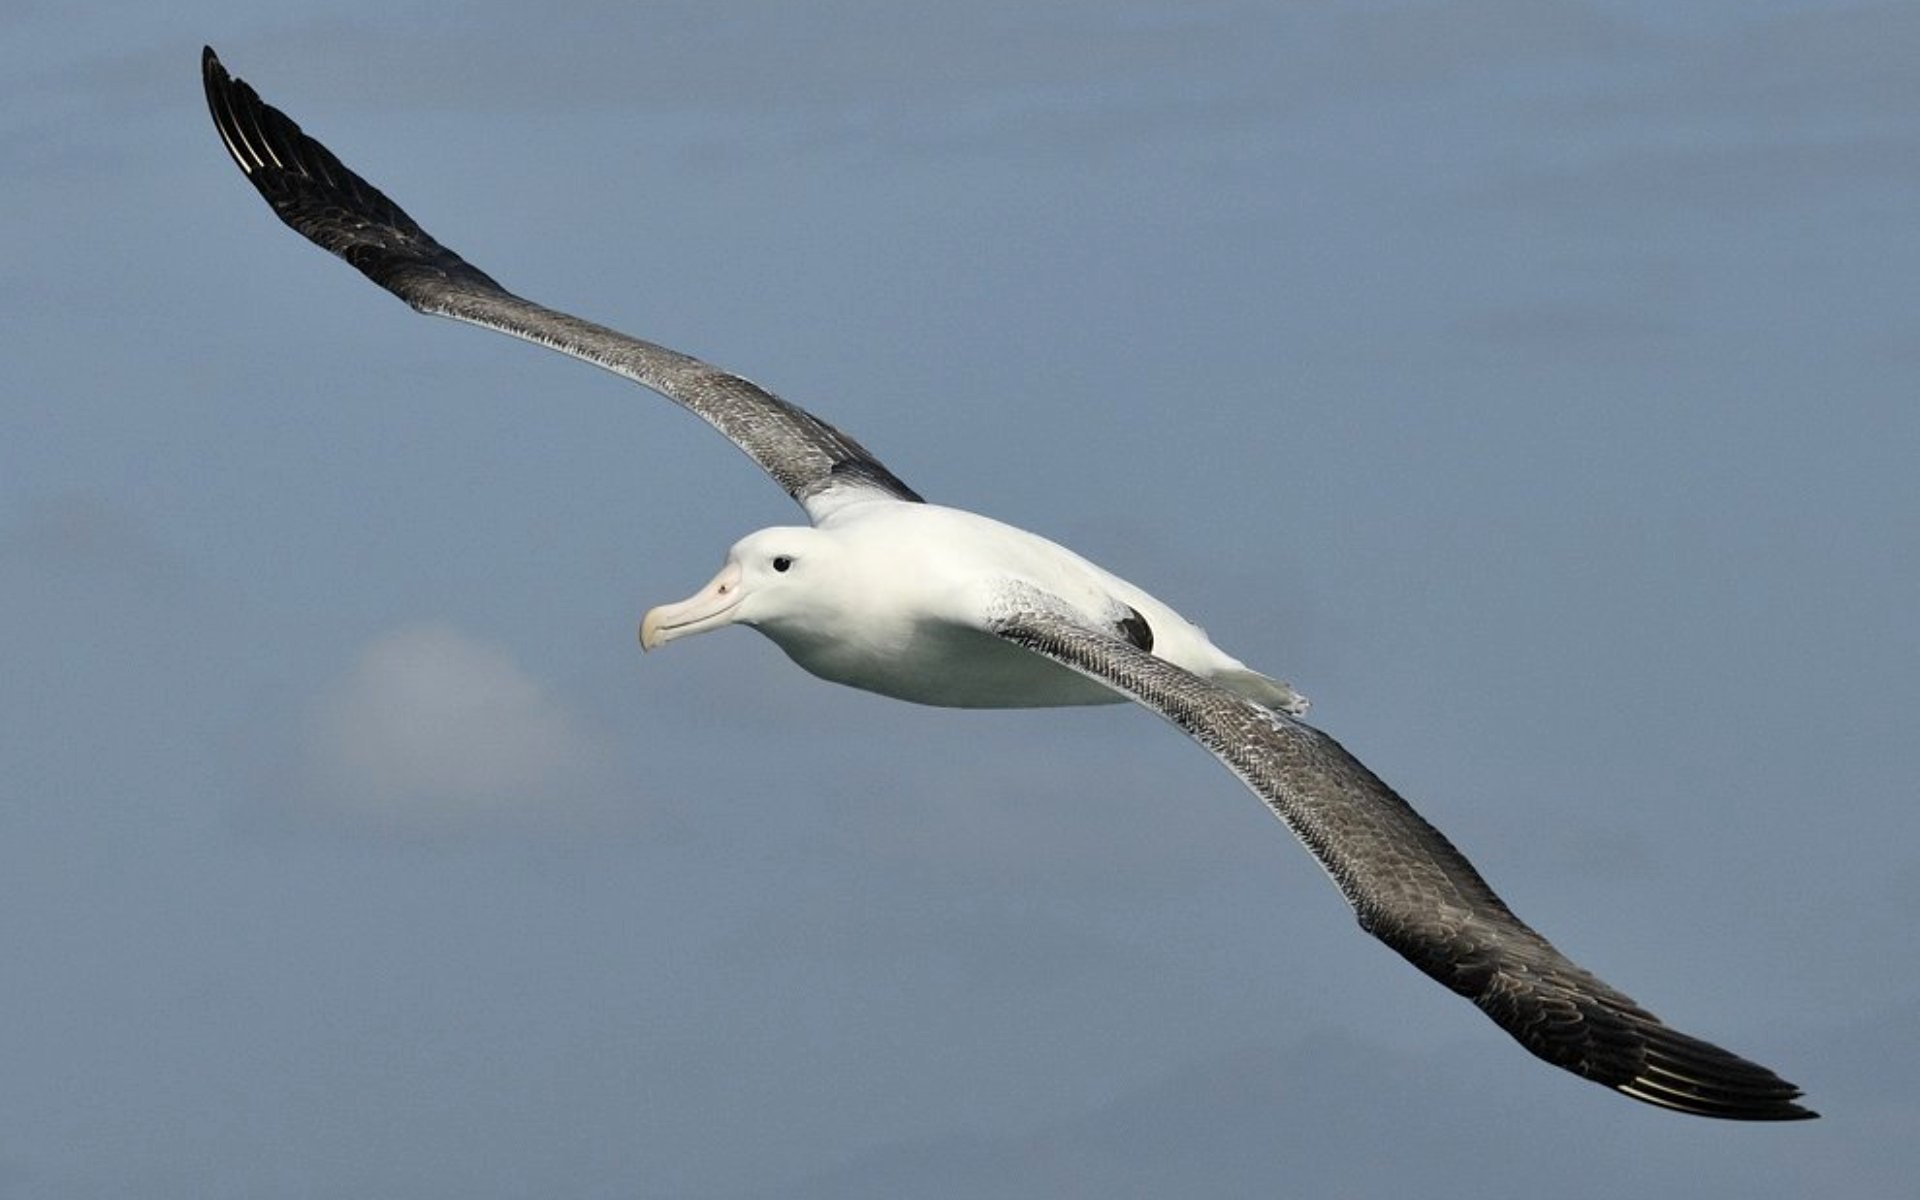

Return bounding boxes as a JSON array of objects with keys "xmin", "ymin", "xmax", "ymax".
[{"xmin": 5, "ymin": 1, "xmax": 1916, "ymax": 1196}]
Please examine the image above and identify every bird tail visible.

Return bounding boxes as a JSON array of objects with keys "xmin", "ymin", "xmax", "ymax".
[{"xmin": 1219, "ymin": 668, "xmax": 1310, "ymax": 716}]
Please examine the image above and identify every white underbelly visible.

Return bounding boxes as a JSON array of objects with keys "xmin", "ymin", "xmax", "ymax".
[{"xmin": 777, "ymin": 621, "xmax": 1127, "ymax": 709}]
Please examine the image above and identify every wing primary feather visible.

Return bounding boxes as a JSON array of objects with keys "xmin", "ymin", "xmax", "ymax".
[
  {"xmin": 200, "ymin": 47, "xmax": 920, "ymax": 517},
  {"xmin": 983, "ymin": 583, "xmax": 1815, "ymax": 1120}
]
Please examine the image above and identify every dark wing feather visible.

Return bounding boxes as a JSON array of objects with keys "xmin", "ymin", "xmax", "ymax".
[
  {"xmin": 985, "ymin": 586, "xmax": 1814, "ymax": 1121},
  {"xmin": 201, "ymin": 47, "xmax": 920, "ymax": 519}
]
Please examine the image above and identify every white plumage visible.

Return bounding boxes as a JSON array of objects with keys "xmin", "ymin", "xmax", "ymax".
[{"xmin": 640, "ymin": 500, "xmax": 1308, "ymax": 712}]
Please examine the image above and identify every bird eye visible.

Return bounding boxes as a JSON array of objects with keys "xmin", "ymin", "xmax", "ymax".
[{"xmin": 772, "ymin": 555, "xmax": 793, "ymax": 573}]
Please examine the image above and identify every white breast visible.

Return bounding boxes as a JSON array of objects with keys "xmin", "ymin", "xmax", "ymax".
[{"xmin": 753, "ymin": 502, "xmax": 1302, "ymax": 712}]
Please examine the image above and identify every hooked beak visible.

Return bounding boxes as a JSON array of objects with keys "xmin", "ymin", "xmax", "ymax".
[{"xmin": 639, "ymin": 561, "xmax": 745, "ymax": 651}]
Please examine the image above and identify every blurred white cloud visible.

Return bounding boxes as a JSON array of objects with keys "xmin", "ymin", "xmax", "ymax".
[{"xmin": 301, "ymin": 623, "xmax": 620, "ymax": 833}]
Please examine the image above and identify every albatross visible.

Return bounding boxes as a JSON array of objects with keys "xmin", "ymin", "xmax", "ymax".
[{"xmin": 201, "ymin": 47, "xmax": 1814, "ymax": 1121}]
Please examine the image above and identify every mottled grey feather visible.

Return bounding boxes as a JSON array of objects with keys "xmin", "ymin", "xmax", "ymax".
[
  {"xmin": 985, "ymin": 584, "xmax": 1813, "ymax": 1121},
  {"xmin": 201, "ymin": 47, "xmax": 920, "ymax": 519}
]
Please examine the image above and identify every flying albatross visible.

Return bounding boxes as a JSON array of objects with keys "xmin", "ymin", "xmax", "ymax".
[{"xmin": 201, "ymin": 47, "xmax": 1814, "ymax": 1121}]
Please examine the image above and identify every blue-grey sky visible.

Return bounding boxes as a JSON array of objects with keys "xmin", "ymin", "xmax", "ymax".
[{"xmin": 5, "ymin": 2, "xmax": 1916, "ymax": 1196}]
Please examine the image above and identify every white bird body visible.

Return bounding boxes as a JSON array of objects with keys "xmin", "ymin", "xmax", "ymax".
[{"xmin": 645, "ymin": 498, "xmax": 1307, "ymax": 711}]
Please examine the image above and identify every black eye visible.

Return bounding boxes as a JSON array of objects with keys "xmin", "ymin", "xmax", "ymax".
[{"xmin": 772, "ymin": 555, "xmax": 793, "ymax": 573}]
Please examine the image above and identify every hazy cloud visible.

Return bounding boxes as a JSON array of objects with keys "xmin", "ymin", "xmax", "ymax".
[{"xmin": 300, "ymin": 623, "xmax": 621, "ymax": 834}]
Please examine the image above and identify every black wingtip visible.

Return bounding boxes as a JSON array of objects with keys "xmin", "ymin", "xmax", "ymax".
[
  {"xmin": 1614, "ymin": 1079, "xmax": 1819, "ymax": 1122},
  {"xmin": 201, "ymin": 43, "xmax": 270, "ymax": 181},
  {"xmin": 201, "ymin": 46, "xmax": 504, "ymax": 299},
  {"xmin": 201, "ymin": 47, "xmax": 232, "ymax": 119},
  {"xmin": 201, "ymin": 46, "xmax": 231, "ymax": 149},
  {"xmin": 1601, "ymin": 1020, "xmax": 1817, "ymax": 1121}
]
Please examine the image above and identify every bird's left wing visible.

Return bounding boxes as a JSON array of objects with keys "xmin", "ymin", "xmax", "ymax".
[
  {"xmin": 982, "ymin": 582, "xmax": 1814, "ymax": 1120},
  {"xmin": 201, "ymin": 47, "xmax": 919, "ymax": 520}
]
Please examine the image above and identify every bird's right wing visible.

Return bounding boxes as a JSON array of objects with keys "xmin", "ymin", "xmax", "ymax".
[
  {"xmin": 983, "ymin": 582, "xmax": 1814, "ymax": 1120},
  {"xmin": 202, "ymin": 47, "xmax": 921, "ymax": 521}
]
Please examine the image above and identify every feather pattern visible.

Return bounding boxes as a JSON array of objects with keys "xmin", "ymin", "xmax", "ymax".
[
  {"xmin": 985, "ymin": 583, "xmax": 1814, "ymax": 1120},
  {"xmin": 201, "ymin": 47, "xmax": 920, "ymax": 520}
]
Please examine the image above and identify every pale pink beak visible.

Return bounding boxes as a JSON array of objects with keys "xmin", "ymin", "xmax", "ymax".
[{"xmin": 639, "ymin": 561, "xmax": 745, "ymax": 651}]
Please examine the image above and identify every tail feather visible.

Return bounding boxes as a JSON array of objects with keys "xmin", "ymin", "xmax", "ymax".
[{"xmin": 1218, "ymin": 667, "xmax": 1310, "ymax": 716}]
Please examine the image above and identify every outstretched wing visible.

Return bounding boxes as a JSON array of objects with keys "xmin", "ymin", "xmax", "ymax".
[
  {"xmin": 201, "ymin": 47, "xmax": 921, "ymax": 521},
  {"xmin": 984, "ymin": 584, "xmax": 1814, "ymax": 1121}
]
